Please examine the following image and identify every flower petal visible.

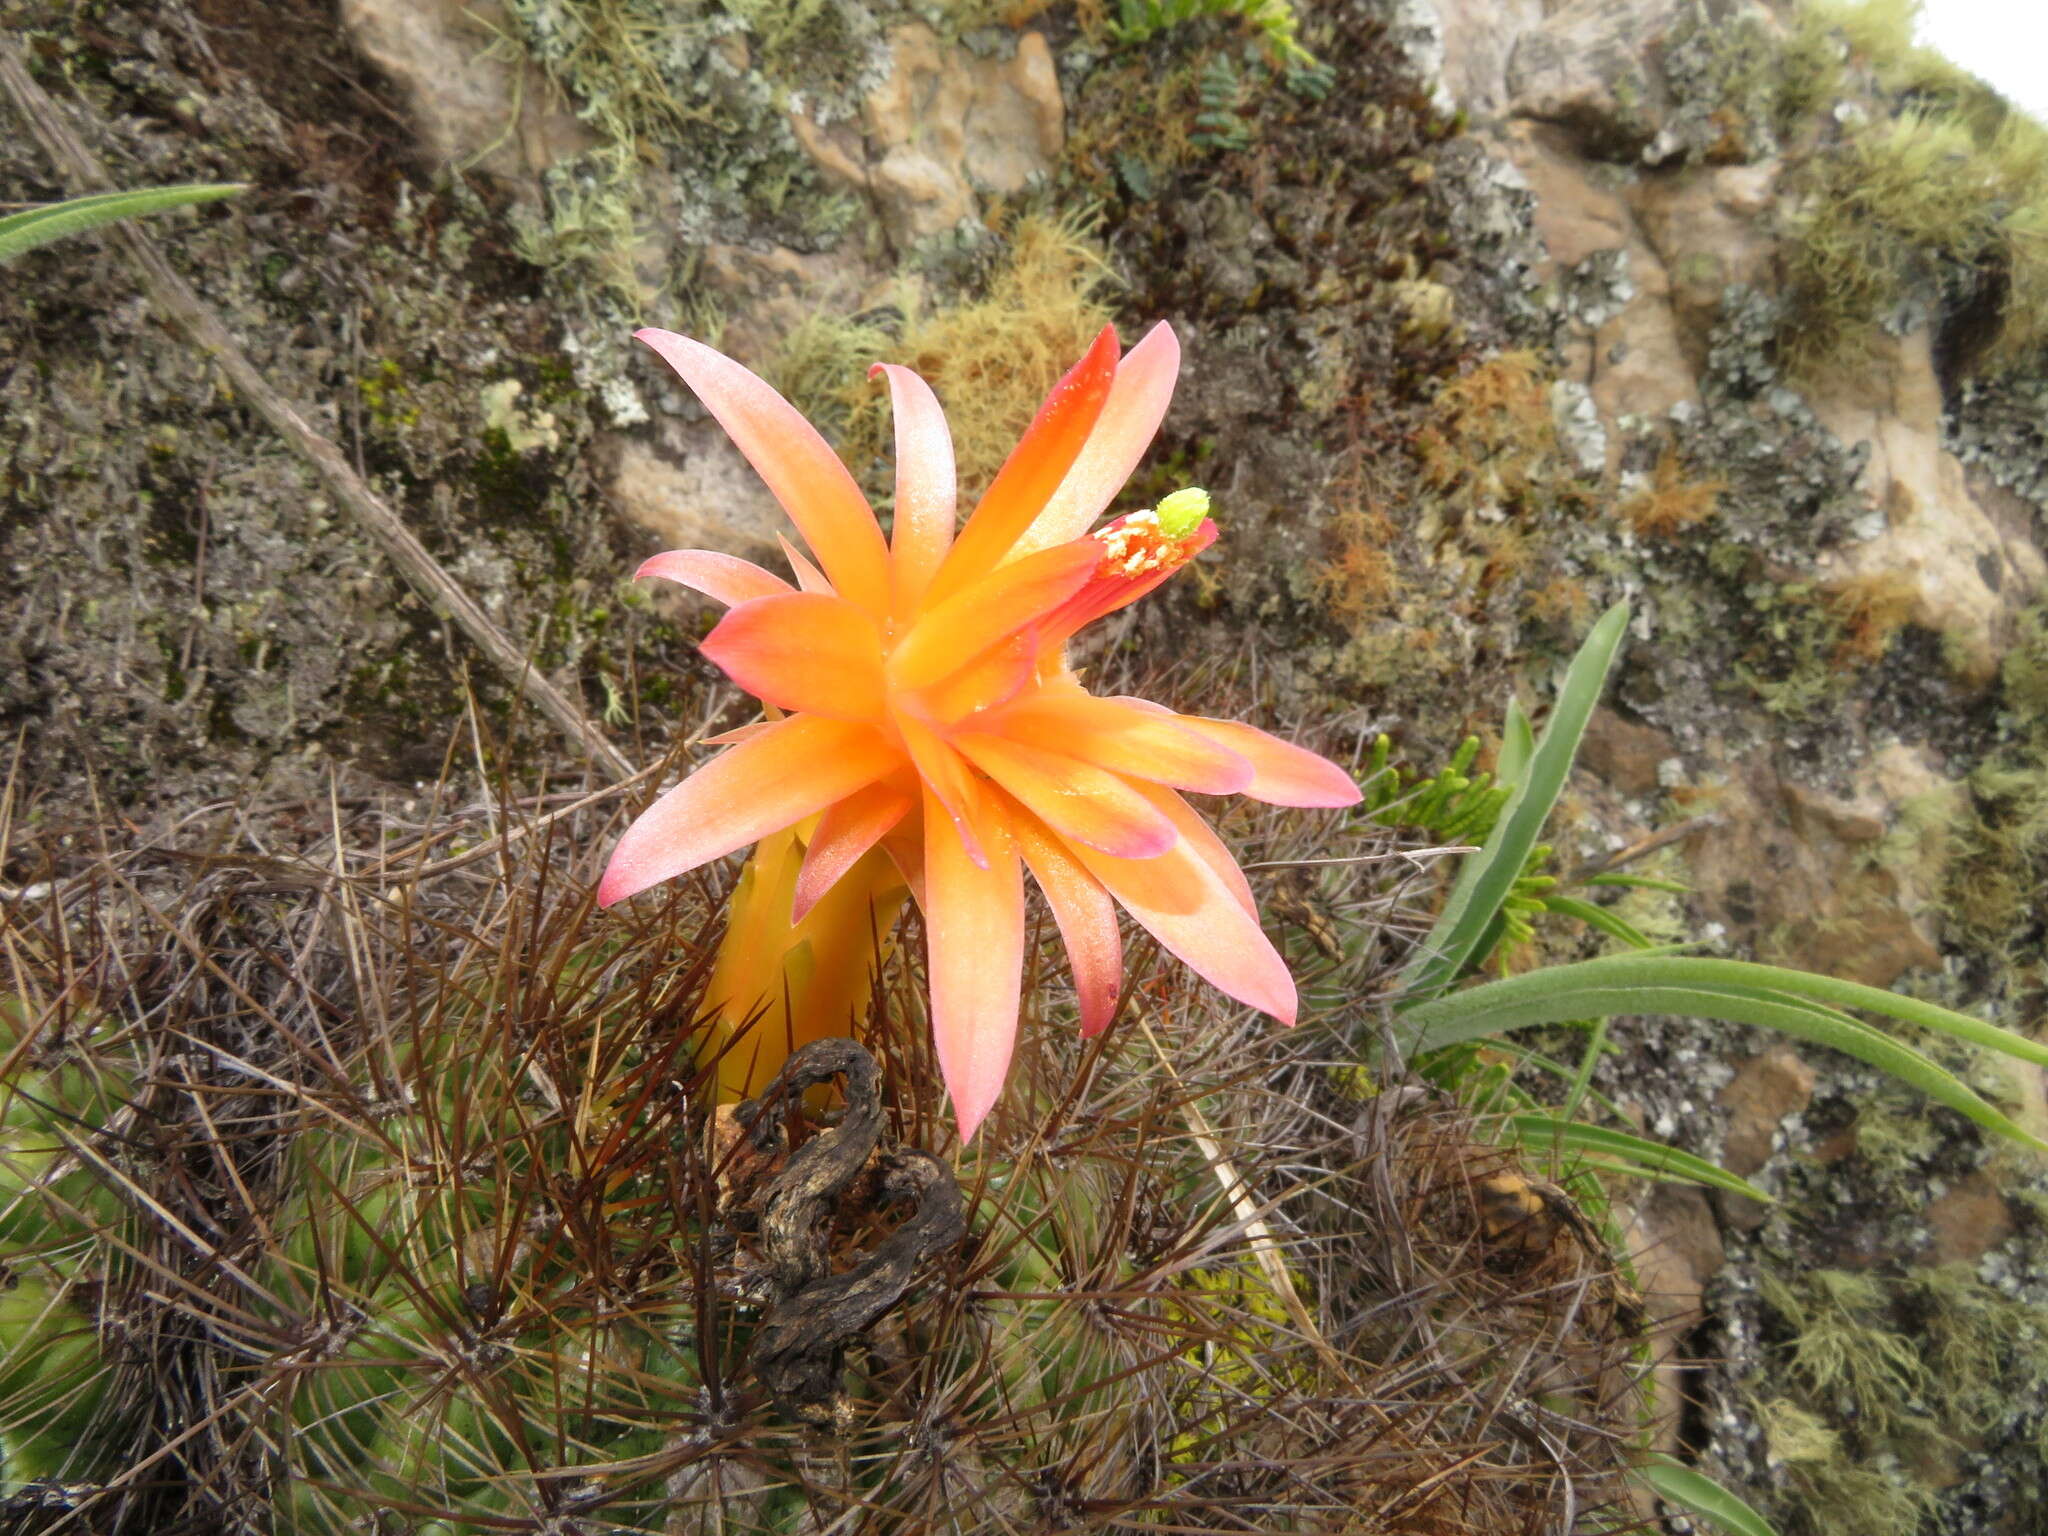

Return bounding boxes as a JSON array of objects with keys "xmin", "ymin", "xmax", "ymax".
[
  {"xmin": 923, "ymin": 326, "xmax": 1120, "ymax": 605},
  {"xmin": 924, "ymin": 788, "xmax": 1024, "ymax": 1145},
  {"xmin": 597, "ymin": 716, "xmax": 900, "ymax": 905},
  {"xmin": 918, "ymin": 632, "xmax": 1038, "ymax": 724},
  {"xmin": 1015, "ymin": 813, "xmax": 1123, "ymax": 1038},
  {"xmin": 778, "ymin": 534, "xmax": 834, "ymax": 595},
  {"xmin": 889, "ymin": 540, "xmax": 1099, "ymax": 692},
  {"xmin": 897, "ymin": 716, "xmax": 989, "ymax": 868},
  {"xmin": 989, "ymin": 691, "xmax": 1254, "ymax": 795},
  {"xmin": 701, "ymin": 593, "xmax": 886, "ymax": 720},
  {"xmin": 635, "ymin": 329, "xmax": 890, "ymax": 614},
  {"xmin": 1014, "ymin": 322, "xmax": 1181, "ymax": 556},
  {"xmin": 954, "ymin": 733, "xmax": 1178, "ymax": 859},
  {"xmin": 1164, "ymin": 716, "xmax": 1362, "ymax": 807},
  {"xmin": 871, "ymin": 362, "xmax": 956, "ymax": 615},
  {"xmin": 793, "ymin": 780, "xmax": 914, "ymax": 923},
  {"xmin": 701, "ymin": 720, "xmax": 777, "ymax": 747},
  {"xmin": 1132, "ymin": 782, "xmax": 1256, "ymax": 919},
  {"xmin": 636, "ymin": 550, "xmax": 796, "ymax": 608},
  {"xmin": 1070, "ymin": 830, "xmax": 1295, "ymax": 1025}
]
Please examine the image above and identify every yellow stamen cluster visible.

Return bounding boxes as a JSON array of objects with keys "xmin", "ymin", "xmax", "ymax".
[
  {"xmin": 1095, "ymin": 509, "xmax": 1175, "ymax": 578},
  {"xmin": 1093, "ymin": 487, "xmax": 1211, "ymax": 579}
]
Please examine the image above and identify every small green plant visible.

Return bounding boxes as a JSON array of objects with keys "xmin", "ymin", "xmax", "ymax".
[
  {"xmin": 1189, "ymin": 53, "xmax": 1252, "ymax": 152},
  {"xmin": 1110, "ymin": 0, "xmax": 1314, "ymax": 69},
  {"xmin": 0, "ymin": 183, "xmax": 244, "ymax": 265},
  {"xmin": 1391, "ymin": 602, "xmax": 2048, "ymax": 1156},
  {"xmin": 1363, "ymin": 601, "xmax": 2048, "ymax": 1536}
]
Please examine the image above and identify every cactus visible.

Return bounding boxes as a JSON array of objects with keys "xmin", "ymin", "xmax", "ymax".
[
  {"xmin": 0, "ymin": 742, "xmax": 1650, "ymax": 1535},
  {"xmin": 0, "ymin": 995, "xmax": 132, "ymax": 1495}
]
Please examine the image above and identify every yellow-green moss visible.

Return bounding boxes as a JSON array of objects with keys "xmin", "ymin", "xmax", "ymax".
[
  {"xmin": 793, "ymin": 212, "xmax": 1119, "ymax": 492},
  {"xmin": 1777, "ymin": 2, "xmax": 2048, "ymax": 376},
  {"xmin": 1761, "ymin": 1268, "xmax": 1927, "ymax": 1434}
]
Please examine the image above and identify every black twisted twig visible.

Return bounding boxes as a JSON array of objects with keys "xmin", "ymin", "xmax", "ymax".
[{"xmin": 732, "ymin": 1039, "xmax": 966, "ymax": 1426}]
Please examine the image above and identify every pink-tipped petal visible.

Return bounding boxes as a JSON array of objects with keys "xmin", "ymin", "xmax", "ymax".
[
  {"xmin": 889, "ymin": 540, "xmax": 1100, "ymax": 692},
  {"xmin": 1015, "ymin": 813, "xmax": 1123, "ymax": 1038},
  {"xmin": 896, "ymin": 716, "xmax": 989, "ymax": 869},
  {"xmin": 1132, "ymin": 782, "xmax": 1257, "ymax": 919},
  {"xmin": 700, "ymin": 593, "xmax": 886, "ymax": 721},
  {"xmin": 871, "ymin": 362, "xmax": 957, "ymax": 613},
  {"xmin": 597, "ymin": 716, "xmax": 899, "ymax": 905},
  {"xmin": 924, "ymin": 789, "xmax": 1024, "ymax": 1145},
  {"xmin": 793, "ymin": 781, "xmax": 914, "ymax": 923},
  {"xmin": 1168, "ymin": 717, "xmax": 1363, "ymax": 807},
  {"xmin": 923, "ymin": 326, "xmax": 1121, "ymax": 605},
  {"xmin": 635, "ymin": 330, "xmax": 889, "ymax": 613},
  {"xmin": 1071, "ymin": 832, "xmax": 1296, "ymax": 1026},
  {"xmin": 778, "ymin": 534, "xmax": 834, "ymax": 595},
  {"xmin": 1014, "ymin": 322, "xmax": 1181, "ymax": 556},
  {"xmin": 989, "ymin": 692, "xmax": 1254, "ymax": 795},
  {"xmin": 953, "ymin": 733, "xmax": 1178, "ymax": 859},
  {"xmin": 636, "ymin": 550, "xmax": 796, "ymax": 608}
]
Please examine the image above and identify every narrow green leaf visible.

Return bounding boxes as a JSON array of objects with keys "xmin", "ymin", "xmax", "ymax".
[
  {"xmin": 1639, "ymin": 1455, "xmax": 1782, "ymax": 1536},
  {"xmin": 1399, "ymin": 602, "xmax": 1630, "ymax": 1005},
  {"xmin": 1503, "ymin": 1114, "xmax": 1772, "ymax": 1202},
  {"xmin": 1543, "ymin": 894, "xmax": 1654, "ymax": 950},
  {"xmin": 0, "ymin": 183, "xmax": 246, "ymax": 265},
  {"xmin": 1401, "ymin": 971, "xmax": 2045, "ymax": 1149},
  {"xmin": 1497, "ymin": 695, "xmax": 1535, "ymax": 785},
  {"xmin": 1410, "ymin": 953, "xmax": 2048, "ymax": 1070},
  {"xmin": 1581, "ymin": 872, "xmax": 1692, "ymax": 894}
]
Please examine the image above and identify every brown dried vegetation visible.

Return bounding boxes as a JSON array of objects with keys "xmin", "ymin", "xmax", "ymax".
[
  {"xmin": 0, "ymin": 681, "xmax": 1651, "ymax": 1536},
  {"xmin": 1616, "ymin": 449, "xmax": 1724, "ymax": 541}
]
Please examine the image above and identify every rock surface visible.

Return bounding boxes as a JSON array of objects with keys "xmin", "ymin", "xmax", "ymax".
[{"xmin": 338, "ymin": 0, "xmax": 595, "ymax": 187}]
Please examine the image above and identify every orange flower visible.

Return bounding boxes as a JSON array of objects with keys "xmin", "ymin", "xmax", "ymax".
[{"xmin": 600, "ymin": 323, "xmax": 1359, "ymax": 1141}]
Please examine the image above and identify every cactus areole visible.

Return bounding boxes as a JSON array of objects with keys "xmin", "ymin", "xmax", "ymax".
[{"xmin": 599, "ymin": 322, "xmax": 1361, "ymax": 1141}]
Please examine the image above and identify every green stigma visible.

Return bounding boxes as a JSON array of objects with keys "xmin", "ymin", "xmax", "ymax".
[{"xmin": 1155, "ymin": 487, "xmax": 1211, "ymax": 538}]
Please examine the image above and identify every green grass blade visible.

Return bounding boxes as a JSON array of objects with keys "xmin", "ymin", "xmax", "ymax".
[
  {"xmin": 1399, "ymin": 601, "xmax": 1630, "ymax": 1004},
  {"xmin": 1639, "ymin": 1455, "xmax": 1781, "ymax": 1536},
  {"xmin": 1543, "ymin": 894, "xmax": 1655, "ymax": 951},
  {"xmin": 1409, "ymin": 953, "xmax": 2048, "ymax": 1069},
  {"xmin": 0, "ymin": 183, "xmax": 246, "ymax": 265},
  {"xmin": 1400, "ymin": 971, "xmax": 2045, "ymax": 1149},
  {"xmin": 1503, "ymin": 1114, "xmax": 1772, "ymax": 1202},
  {"xmin": 1497, "ymin": 695, "xmax": 1535, "ymax": 784},
  {"xmin": 1581, "ymin": 872, "xmax": 1692, "ymax": 894}
]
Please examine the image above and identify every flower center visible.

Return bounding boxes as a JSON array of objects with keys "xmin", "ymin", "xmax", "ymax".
[{"xmin": 1092, "ymin": 488, "xmax": 1211, "ymax": 579}]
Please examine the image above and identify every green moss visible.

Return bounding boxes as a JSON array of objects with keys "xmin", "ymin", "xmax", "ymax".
[
  {"xmin": 1785, "ymin": 1450, "xmax": 1940, "ymax": 1536},
  {"xmin": 1761, "ymin": 1269, "xmax": 1927, "ymax": 1434},
  {"xmin": 503, "ymin": 0, "xmax": 872, "ymax": 362},
  {"xmin": 1108, "ymin": 0, "xmax": 1315, "ymax": 71},
  {"xmin": 1932, "ymin": 603, "xmax": 2048, "ymax": 965},
  {"xmin": 1754, "ymin": 1254, "xmax": 2048, "ymax": 1536},
  {"xmin": 762, "ymin": 309, "xmax": 899, "ymax": 446},
  {"xmin": 1764, "ymin": 3, "xmax": 2048, "ymax": 377},
  {"xmin": 818, "ymin": 211, "xmax": 1118, "ymax": 491}
]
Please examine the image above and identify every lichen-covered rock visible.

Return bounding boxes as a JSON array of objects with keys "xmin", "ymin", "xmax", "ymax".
[
  {"xmin": 602, "ymin": 422, "xmax": 788, "ymax": 580},
  {"xmin": 338, "ymin": 0, "xmax": 595, "ymax": 187},
  {"xmin": 1505, "ymin": 0, "xmax": 1685, "ymax": 157},
  {"xmin": 851, "ymin": 24, "xmax": 1066, "ymax": 244}
]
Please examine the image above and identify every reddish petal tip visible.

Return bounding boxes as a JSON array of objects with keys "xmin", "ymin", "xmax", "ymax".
[{"xmin": 595, "ymin": 861, "xmax": 638, "ymax": 908}]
